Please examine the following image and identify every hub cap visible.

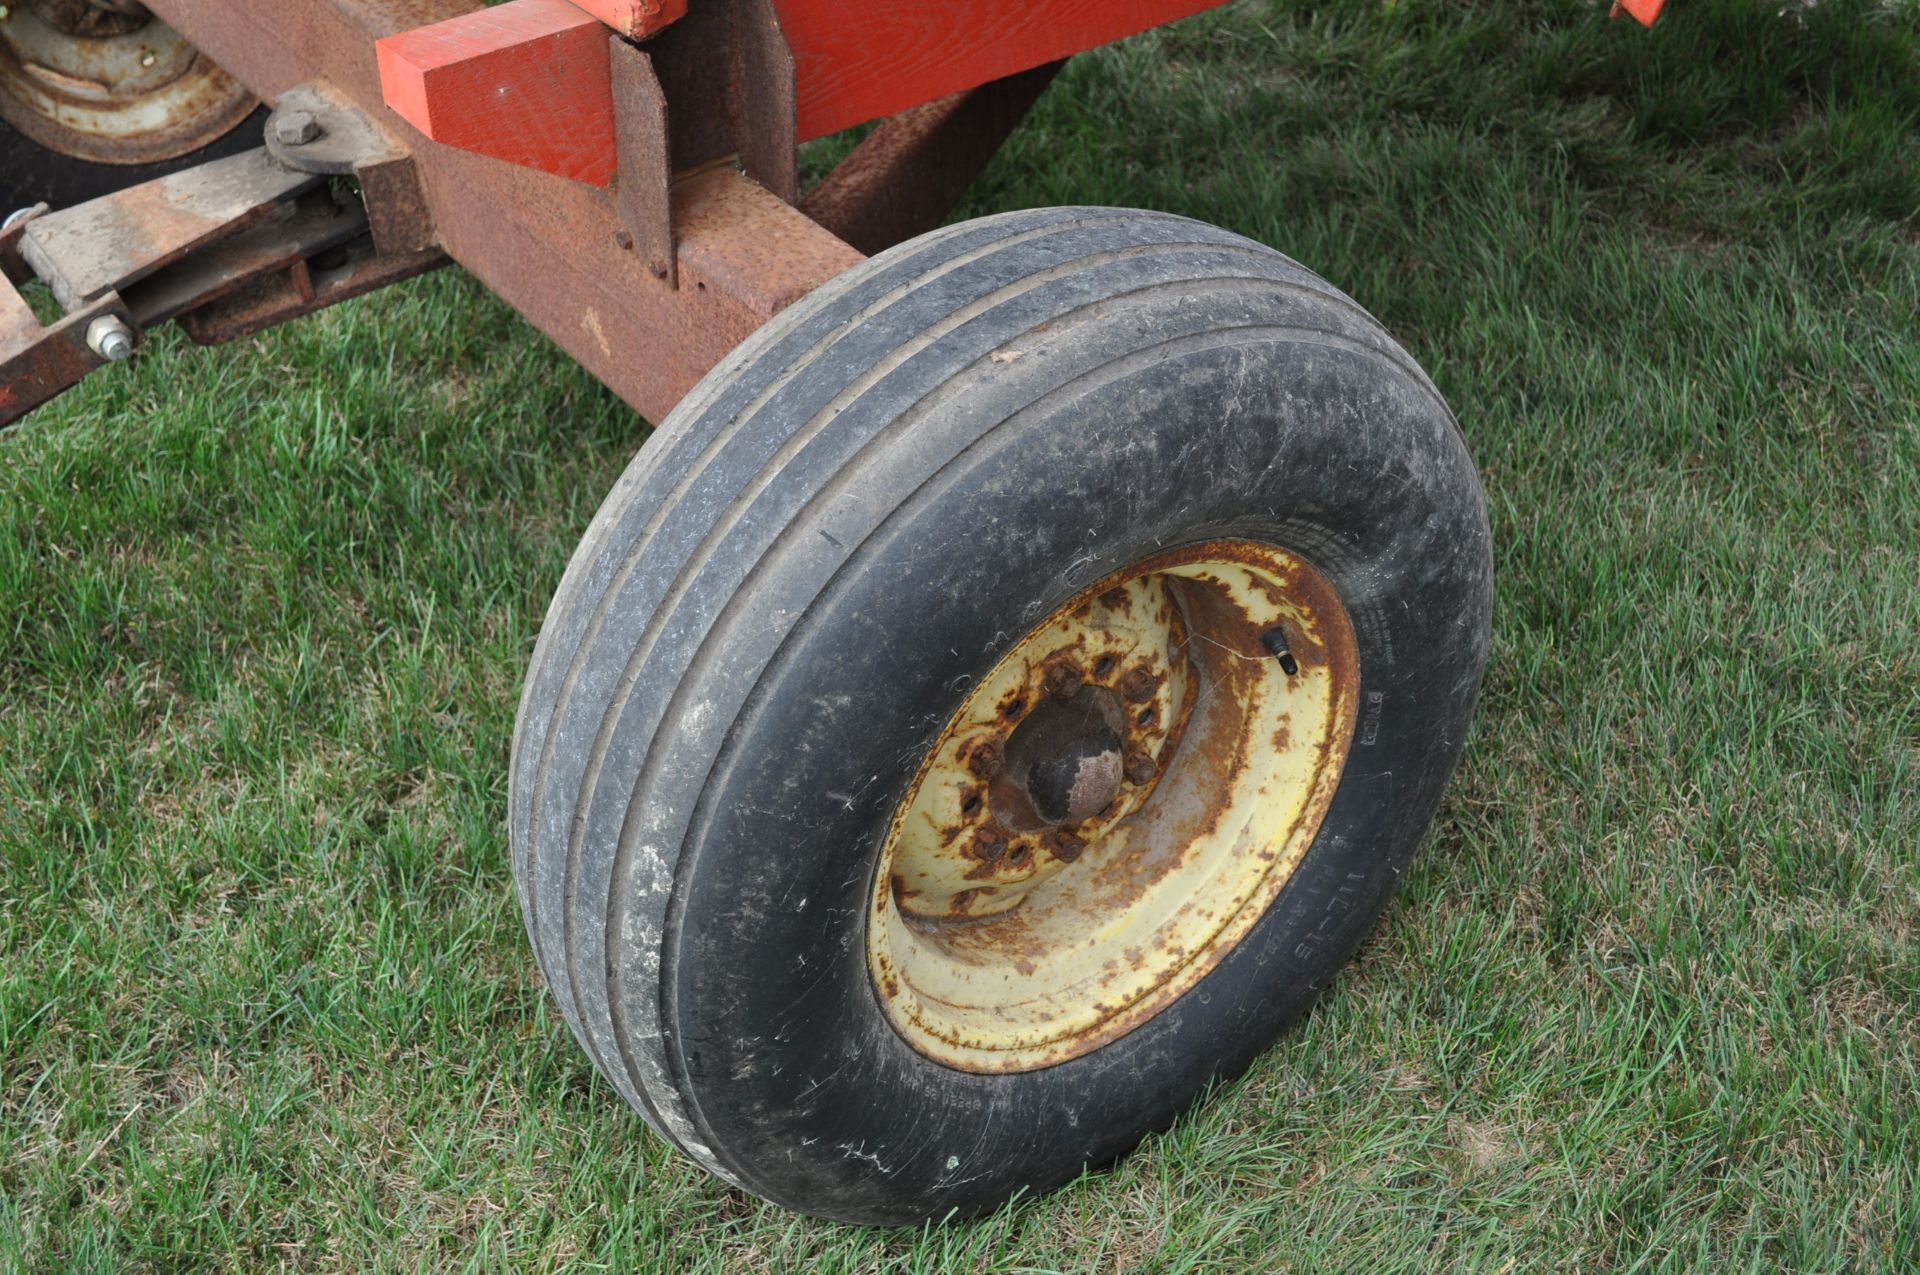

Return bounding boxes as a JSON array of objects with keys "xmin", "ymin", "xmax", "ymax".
[{"xmin": 869, "ymin": 540, "xmax": 1359, "ymax": 1072}]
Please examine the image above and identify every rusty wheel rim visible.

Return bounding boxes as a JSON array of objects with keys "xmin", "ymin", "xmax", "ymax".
[
  {"xmin": 0, "ymin": 3, "xmax": 255, "ymax": 166},
  {"xmin": 869, "ymin": 540, "xmax": 1359, "ymax": 1073}
]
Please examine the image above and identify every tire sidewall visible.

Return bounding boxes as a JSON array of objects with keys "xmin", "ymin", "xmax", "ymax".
[{"xmin": 0, "ymin": 109, "xmax": 264, "ymax": 210}]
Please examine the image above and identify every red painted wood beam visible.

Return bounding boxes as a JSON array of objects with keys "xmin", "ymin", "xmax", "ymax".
[{"xmin": 376, "ymin": 0, "xmax": 617, "ymax": 187}]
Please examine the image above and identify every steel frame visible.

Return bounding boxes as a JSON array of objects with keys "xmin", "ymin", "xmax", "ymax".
[
  {"xmin": 6, "ymin": 0, "xmax": 1194, "ymax": 426},
  {"xmin": 140, "ymin": 0, "xmax": 855, "ymax": 423}
]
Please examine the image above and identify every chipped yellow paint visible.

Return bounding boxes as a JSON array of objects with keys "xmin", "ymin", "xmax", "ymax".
[{"xmin": 869, "ymin": 540, "xmax": 1358, "ymax": 1072}]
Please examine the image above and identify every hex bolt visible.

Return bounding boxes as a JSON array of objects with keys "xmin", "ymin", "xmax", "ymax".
[
  {"xmin": 85, "ymin": 315, "xmax": 136, "ymax": 362},
  {"xmin": 1045, "ymin": 828, "xmax": 1084, "ymax": 863},
  {"xmin": 1123, "ymin": 748, "xmax": 1157, "ymax": 786},
  {"xmin": 1042, "ymin": 660, "xmax": 1083, "ymax": 700},
  {"xmin": 973, "ymin": 826, "xmax": 1007, "ymax": 863},
  {"xmin": 966, "ymin": 739, "xmax": 1003, "ymax": 780},
  {"xmin": 1120, "ymin": 666, "xmax": 1155, "ymax": 702},
  {"xmin": 273, "ymin": 110, "xmax": 322, "ymax": 146}
]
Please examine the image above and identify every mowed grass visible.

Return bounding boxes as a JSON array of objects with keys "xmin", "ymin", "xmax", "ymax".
[{"xmin": 3, "ymin": 0, "xmax": 1917, "ymax": 1268}]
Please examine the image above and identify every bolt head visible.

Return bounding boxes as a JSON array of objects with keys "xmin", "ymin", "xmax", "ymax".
[
  {"xmin": 1120, "ymin": 666, "xmax": 1156, "ymax": 702},
  {"xmin": 972, "ymin": 827, "xmax": 1007, "ymax": 863},
  {"xmin": 1042, "ymin": 660, "xmax": 1084, "ymax": 700},
  {"xmin": 86, "ymin": 315, "xmax": 136, "ymax": 362},
  {"xmin": 272, "ymin": 110, "xmax": 322, "ymax": 146},
  {"xmin": 966, "ymin": 740, "xmax": 1003, "ymax": 780},
  {"xmin": 1123, "ymin": 749, "xmax": 1157, "ymax": 786},
  {"xmin": 1044, "ymin": 829, "xmax": 1084, "ymax": 863}
]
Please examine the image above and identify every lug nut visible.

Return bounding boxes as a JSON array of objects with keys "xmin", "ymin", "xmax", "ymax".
[
  {"xmin": 85, "ymin": 315, "xmax": 135, "ymax": 362},
  {"xmin": 1123, "ymin": 749, "xmax": 1157, "ymax": 785},
  {"xmin": 966, "ymin": 740, "xmax": 1003, "ymax": 780},
  {"xmin": 1120, "ymin": 666, "xmax": 1155, "ymax": 702},
  {"xmin": 1045, "ymin": 828, "xmax": 1084, "ymax": 863},
  {"xmin": 973, "ymin": 826, "xmax": 1007, "ymax": 863},
  {"xmin": 272, "ymin": 110, "xmax": 322, "ymax": 146},
  {"xmin": 1042, "ymin": 660, "xmax": 1083, "ymax": 700}
]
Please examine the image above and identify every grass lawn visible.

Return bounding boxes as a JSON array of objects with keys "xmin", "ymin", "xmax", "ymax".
[{"xmin": 3, "ymin": 0, "xmax": 1918, "ymax": 1268}]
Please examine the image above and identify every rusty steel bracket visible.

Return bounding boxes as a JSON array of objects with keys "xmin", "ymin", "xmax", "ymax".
[
  {"xmin": 643, "ymin": 0, "xmax": 797, "ymax": 201},
  {"xmin": 2, "ymin": 151, "xmax": 326, "ymax": 428},
  {"xmin": 2, "ymin": 205, "xmax": 133, "ymax": 427},
  {"xmin": 178, "ymin": 236, "xmax": 446, "ymax": 346},
  {"xmin": 610, "ymin": 39, "xmax": 675, "ymax": 284},
  {"xmin": 608, "ymin": 0, "xmax": 798, "ymax": 290},
  {"xmin": 1, "ymin": 205, "xmax": 46, "ymax": 287},
  {"xmin": 801, "ymin": 61, "xmax": 1066, "ymax": 257},
  {"xmin": 264, "ymin": 83, "xmax": 438, "ymax": 257},
  {"xmin": 16, "ymin": 148, "xmax": 322, "ymax": 313},
  {"xmin": 2, "ymin": 119, "xmax": 450, "ymax": 428}
]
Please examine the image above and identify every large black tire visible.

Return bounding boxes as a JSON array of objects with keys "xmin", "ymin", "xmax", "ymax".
[{"xmin": 510, "ymin": 206, "xmax": 1492, "ymax": 1225}]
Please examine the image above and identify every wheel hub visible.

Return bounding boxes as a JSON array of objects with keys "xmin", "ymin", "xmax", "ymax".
[
  {"xmin": 868, "ymin": 539, "xmax": 1360, "ymax": 1072},
  {"xmin": 1004, "ymin": 686, "xmax": 1125, "ymax": 826},
  {"xmin": 0, "ymin": 0, "xmax": 254, "ymax": 165}
]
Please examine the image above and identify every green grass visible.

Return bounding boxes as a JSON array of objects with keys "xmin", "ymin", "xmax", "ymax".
[{"xmin": 4, "ymin": 0, "xmax": 1918, "ymax": 1268}]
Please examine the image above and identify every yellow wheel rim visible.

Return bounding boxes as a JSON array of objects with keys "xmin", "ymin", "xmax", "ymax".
[{"xmin": 869, "ymin": 540, "xmax": 1359, "ymax": 1072}]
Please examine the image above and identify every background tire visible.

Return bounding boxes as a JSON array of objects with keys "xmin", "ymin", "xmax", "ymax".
[
  {"xmin": 510, "ymin": 206, "xmax": 1493, "ymax": 1224},
  {"xmin": 1, "ymin": 3, "xmax": 262, "ymax": 211}
]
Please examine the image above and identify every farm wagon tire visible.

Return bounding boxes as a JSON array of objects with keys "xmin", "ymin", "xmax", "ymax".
[
  {"xmin": 509, "ymin": 206, "xmax": 1493, "ymax": 1225},
  {"xmin": 1, "ymin": 4, "xmax": 263, "ymax": 211}
]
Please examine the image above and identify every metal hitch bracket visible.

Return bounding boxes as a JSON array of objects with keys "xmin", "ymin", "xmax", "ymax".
[{"xmin": 2, "ymin": 87, "xmax": 446, "ymax": 429}]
